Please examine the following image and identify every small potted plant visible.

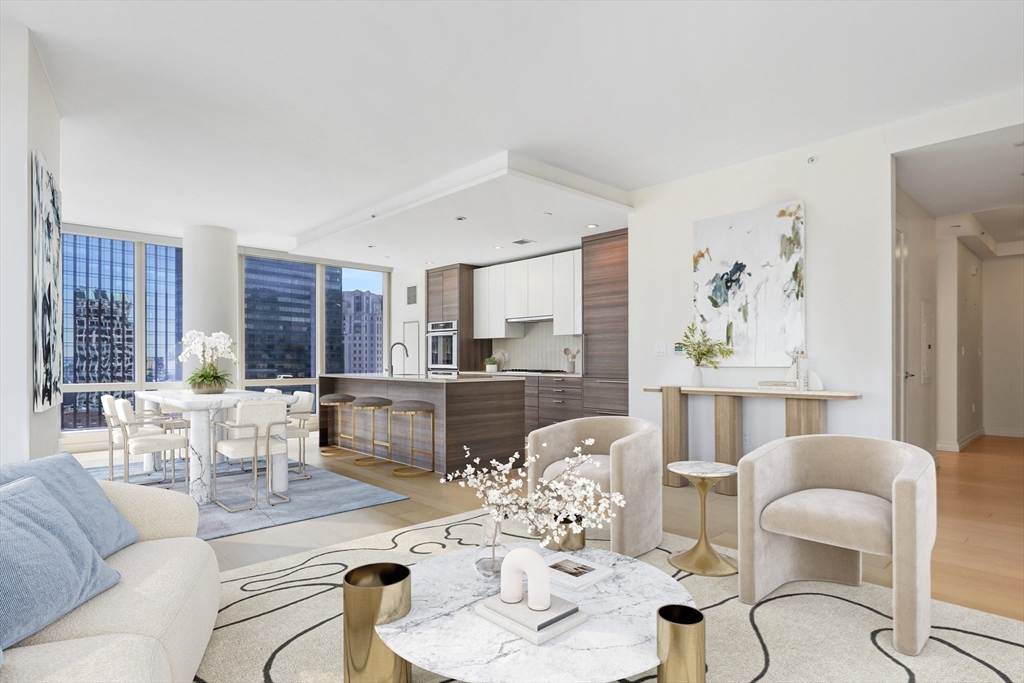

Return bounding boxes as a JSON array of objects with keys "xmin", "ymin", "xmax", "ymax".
[
  {"xmin": 484, "ymin": 356, "xmax": 498, "ymax": 373},
  {"xmin": 178, "ymin": 330, "xmax": 238, "ymax": 394},
  {"xmin": 678, "ymin": 322, "xmax": 733, "ymax": 387}
]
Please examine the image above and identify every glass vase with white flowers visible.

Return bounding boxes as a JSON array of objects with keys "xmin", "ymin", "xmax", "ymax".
[
  {"xmin": 443, "ymin": 447, "xmax": 528, "ymax": 578},
  {"xmin": 178, "ymin": 330, "xmax": 238, "ymax": 394},
  {"xmin": 522, "ymin": 439, "xmax": 626, "ymax": 551}
]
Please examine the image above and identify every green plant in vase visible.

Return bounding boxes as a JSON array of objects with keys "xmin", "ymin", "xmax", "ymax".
[{"xmin": 678, "ymin": 323, "xmax": 733, "ymax": 386}]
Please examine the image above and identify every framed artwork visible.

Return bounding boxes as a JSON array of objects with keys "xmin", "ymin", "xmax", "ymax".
[
  {"xmin": 693, "ymin": 200, "xmax": 804, "ymax": 367},
  {"xmin": 32, "ymin": 151, "xmax": 62, "ymax": 412}
]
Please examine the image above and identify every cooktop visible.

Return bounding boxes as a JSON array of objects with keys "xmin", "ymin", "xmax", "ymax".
[{"xmin": 500, "ymin": 369, "xmax": 568, "ymax": 374}]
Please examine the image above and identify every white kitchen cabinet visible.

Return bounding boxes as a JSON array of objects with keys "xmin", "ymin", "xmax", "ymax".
[
  {"xmin": 473, "ymin": 266, "xmax": 490, "ymax": 339},
  {"xmin": 473, "ymin": 264, "xmax": 525, "ymax": 339},
  {"xmin": 552, "ymin": 249, "xmax": 583, "ymax": 335},
  {"xmin": 527, "ymin": 254, "xmax": 553, "ymax": 317},
  {"xmin": 573, "ymin": 249, "xmax": 582, "ymax": 334},
  {"xmin": 505, "ymin": 259, "xmax": 529, "ymax": 319},
  {"xmin": 487, "ymin": 264, "xmax": 524, "ymax": 339},
  {"xmin": 552, "ymin": 251, "xmax": 574, "ymax": 335}
]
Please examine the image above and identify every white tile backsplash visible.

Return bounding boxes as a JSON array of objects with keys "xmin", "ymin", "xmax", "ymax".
[{"xmin": 492, "ymin": 321, "xmax": 583, "ymax": 372}]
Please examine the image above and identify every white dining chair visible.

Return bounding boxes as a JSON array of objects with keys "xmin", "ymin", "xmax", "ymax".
[
  {"xmin": 100, "ymin": 394, "xmax": 164, "ymax": 482},
  {"xmin": 285, "ymin": 390, "xmax": 316, "ymax": 481},
  {"xmin": 113, "ymin": 398, "xmax": 189, "ymax": 488},
  {"xmin": 213, "ymin": 400, "xmax": 290, "ymax": 512}
]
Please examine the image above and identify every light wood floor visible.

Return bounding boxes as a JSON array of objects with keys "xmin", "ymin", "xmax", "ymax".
[{"xmin": 76, "ymin": 435, "xmax": 1023, "ymax": 620}]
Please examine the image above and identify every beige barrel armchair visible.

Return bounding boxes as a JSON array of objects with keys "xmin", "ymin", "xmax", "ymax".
[
  {"xmin": 527, "ymin": 416, "xmax": 662, "ymax": 558},
  {"xmin": 738, "ymin": 434, "xmax": 936, "ymax": 655}
]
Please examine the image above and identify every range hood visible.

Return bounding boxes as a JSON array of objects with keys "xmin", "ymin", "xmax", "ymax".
[{"xmin": 505, "ymin": 315, "xmax": 554, "ymax": 323}]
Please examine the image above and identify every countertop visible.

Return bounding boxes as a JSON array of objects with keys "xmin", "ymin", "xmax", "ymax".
[
  {"xmin": 460, "ymin": 371, "xmax": 582, "ymax": 378},
  {"xmin": 319, "ymin": 373, "xmax": 525, "ymax": 383}
]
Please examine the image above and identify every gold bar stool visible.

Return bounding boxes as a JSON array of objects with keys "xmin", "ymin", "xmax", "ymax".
[
  {"xmin": 390, "ymin": 400, "xmax": 436, "ymax": 478},
  {"xmin": 352, "ymin": 396, "xmax": 393, "ymax": 466},
  {"xmin": 319, "ymin": 393, "xmax": 356, "ymax": 455}
]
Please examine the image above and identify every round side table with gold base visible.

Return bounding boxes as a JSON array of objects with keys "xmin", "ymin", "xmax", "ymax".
[{"xmin": 666, "ymin": 461, "xmax": 738, "ymax": 577}]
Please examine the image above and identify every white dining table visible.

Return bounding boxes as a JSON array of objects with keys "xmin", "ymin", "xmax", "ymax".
[{"xmin": 135, "ymin": 389, "xmax": 298, "ymax": 505}]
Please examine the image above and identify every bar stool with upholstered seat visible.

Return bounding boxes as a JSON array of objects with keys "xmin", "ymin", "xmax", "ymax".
[
  {"xmin": 319, "ymin": 393, "xmax": 356, "ymax": 455},
  {"xmin": 352, "ymin": 396, "xmax": 393, "ymax": 466},
  {"xmin": 390, "ymin": 400, "xmax": 436, "ymax": 477}
]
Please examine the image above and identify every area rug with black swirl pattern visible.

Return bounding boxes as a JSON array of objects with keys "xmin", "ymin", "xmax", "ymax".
[{"xmin": 197, "ymin": 510, "xmax": 1023, "ymax": 683}]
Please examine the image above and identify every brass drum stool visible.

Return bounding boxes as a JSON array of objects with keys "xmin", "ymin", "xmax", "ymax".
[
  {"xmin": 389, "ymin": 400, "xmax": 435, "ymax": 477},
  {"xmin": 319, "ymin": 393, "xmax": 356, "ymax": 455},
  {"xmin": 352, "ymin": 396, "xmax": 393, "ymax": 466},
  {"xmin": 665, "ymin": 461, "xmax": 738, "ymax": 576}
]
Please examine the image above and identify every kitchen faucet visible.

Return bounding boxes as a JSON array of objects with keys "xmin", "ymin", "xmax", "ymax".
[{"xmin": 386, "ymin": 342, "xmax": 409, "ymax": 377}]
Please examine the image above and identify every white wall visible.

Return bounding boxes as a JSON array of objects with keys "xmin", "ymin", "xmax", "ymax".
[
  {"xmin": 628, "ymin": 126, "xmax": 894, "ymax": 459},
  {"xmin": 1, "ymin": 24, "xmax": 62, "ymax": 463},
  {"xmin": 895, "ymin": 187, "xmax": 937, "ymax": 457},
  {"xmin": 389, "ymin": 267, "xmax": 426, "ymax": 374},
  {"xmin": 956, "ymin": 242, "xmax": 984, "ymax": 447},
  {"xmin": 982, "ymin": 255, "xmax": 1024, "ymax": 438},
  {"xmin": 935, "ymin": 237, "xmax": 959, "ymax": 450}
]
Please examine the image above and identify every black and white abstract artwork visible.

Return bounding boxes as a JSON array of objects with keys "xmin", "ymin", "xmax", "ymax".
[
  {"xmin": 32, "ymin": 151, "xmax": 62, "ymax": 412},
  {"xmin": 693, "ymin": 200, "xmax": 805, "ymax": 367}
]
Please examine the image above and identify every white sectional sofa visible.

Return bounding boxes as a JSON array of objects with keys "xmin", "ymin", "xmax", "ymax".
[{"xmin": 0, "ymin": 481, "xmax": 219, "ymax": 683}]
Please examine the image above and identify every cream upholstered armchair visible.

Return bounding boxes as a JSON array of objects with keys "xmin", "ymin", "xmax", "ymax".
[
  {"xmin": 527, "ymin": 416, "xmax": 662, "ymax": 558},
  {"xmin": 738, "ymin": 434, "xmax": 936, "ymax": 655}
]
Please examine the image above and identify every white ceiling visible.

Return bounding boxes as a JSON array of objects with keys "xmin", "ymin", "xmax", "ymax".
[
  {"xmin": 895, "ymin": 125, "xmax": 1024, "ymax": 220},
  {"xmin": 3, "ymin": 1, "xmax": 1023, "ymax": 264},
  {"xmin": 974, "ymin": 205, "xmax": 1024, "ymax": 244}
]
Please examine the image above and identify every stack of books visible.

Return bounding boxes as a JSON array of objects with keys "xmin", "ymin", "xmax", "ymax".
[
  {"xmin": 757, "ymin": 380, "xmax": 797, "ymax": 390},
  {"xmin": 475, "ymin": 592, "xmax": 587, "ymax": 645}
]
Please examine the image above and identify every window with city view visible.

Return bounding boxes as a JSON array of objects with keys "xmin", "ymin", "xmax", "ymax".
[
  {"xmin": 61, "ymin": 234, "xmax": 184, "ymax": 431},
  {"xmin": 244, "ymin": 257, "xmax": 317, "ymax": 381},
  {"xmin": 325, "ymin": 266, "xmax": 384, "ymax": 374}
]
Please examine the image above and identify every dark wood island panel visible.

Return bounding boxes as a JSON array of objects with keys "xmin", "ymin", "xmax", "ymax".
[{"xmin": 318, "ymin": 375, "xmax": 525, "ymax": 475}]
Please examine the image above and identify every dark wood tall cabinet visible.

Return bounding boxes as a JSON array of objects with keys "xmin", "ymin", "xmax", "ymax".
[
  {"xmin": 426, "ymin": 264, "xmax": 491, "ymax": 371},
  {"xmin": 582, "ymin": 229, "xmax": 629, "ymax": 417}
]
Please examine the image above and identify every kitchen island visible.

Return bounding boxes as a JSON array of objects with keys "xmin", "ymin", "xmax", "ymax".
[{"xmin": 318, "ymin": 374, "xmax": 525, "ymax": 475}]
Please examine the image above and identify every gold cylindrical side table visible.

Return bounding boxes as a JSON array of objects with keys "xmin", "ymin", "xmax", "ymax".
[
  {"xmin": 666, "ymin": 461, "xmax": 738, "ymax": 576},
  {"xmin": 343, "ymin": 563, "xmax": 412, "ymax": 683},
  {"xmin": 657, "ymin": 604, "xmax": 706, "ymax": 683}
]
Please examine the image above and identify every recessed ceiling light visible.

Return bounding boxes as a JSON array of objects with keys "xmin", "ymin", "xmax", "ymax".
[
  {"xmin": 1015, "ymin": 141, "xmax": 1024, "ymax": 147},
  {"xmin": 950, "ymin": 224, "xmax": 961, "ymax": 228},
  {"xmin": 368, "ymin": 245, "xmax": 376, "ymax": 248},
  {"xmin": 456, "ymin": 216, "xmax": 467, "ymax": 221},
  {"xmin": 586, "ymin": 224, "xmax": 599, "ymax": 229},
  {"xmin": 425, "ymin": 261, "xmax": 434, "ymax": 265},
  {"xmin": 494, "ymin": 246, "xmax": 503, "ymax": 250},
  {"xmin": 542, "ymin": 212, "xmax": 553, "ymax": 216}
]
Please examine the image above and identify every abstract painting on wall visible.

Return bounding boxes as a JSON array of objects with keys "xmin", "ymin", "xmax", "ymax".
[
  {"xmin": 32, "ymin": 151, "xmax": 62, "ymax": 412},
  {"xmin": 692, "ymin": 200, "xmax": 804, "ymax": 367}
]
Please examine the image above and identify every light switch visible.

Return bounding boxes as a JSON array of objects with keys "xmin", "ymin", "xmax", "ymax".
[{"xmin": 654, "ymin": 343, "xmax": 667, "ymax": 357}]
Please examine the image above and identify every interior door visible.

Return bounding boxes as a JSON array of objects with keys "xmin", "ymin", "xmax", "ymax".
[
  {"xmin": 894, "ymin": 224, "xmax": 908, "ymax": 442},
  {"xmin": 402, "ymin": 321, "xmax": 420, "ymax": 375}
]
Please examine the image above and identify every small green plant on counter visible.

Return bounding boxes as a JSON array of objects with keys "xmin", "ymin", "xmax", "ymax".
[
  {"xmin": 484, "ymin": 356, "xmax": 498, "ymax": 366},
  {"xmin": 678, "ymin": 323, "xmax": 733, "ymax": 369}
]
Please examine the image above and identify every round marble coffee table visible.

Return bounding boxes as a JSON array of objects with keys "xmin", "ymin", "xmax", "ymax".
[
  {"xmin": 666, "ymin": 460, "xmax": 739, "ymax": 576},
  {"xmin": 376, "ymin": 543, "xmax": 694, "ymax": 683}
]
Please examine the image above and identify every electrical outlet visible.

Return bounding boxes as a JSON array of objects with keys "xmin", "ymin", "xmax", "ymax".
[
  {"xmin": 972, "ymin": 403, "xmax": 976, "ymax": 413},
  {"xmin": 961, "ymin": 346, "xmax": 965, "ymax": 356},
  {"xmin": 654, "ymin": 343, "xmax": 667, "ymax": 357},
  {"xmin": 743, "ymin": 430, "xmax": 751, "ymax": 446}
]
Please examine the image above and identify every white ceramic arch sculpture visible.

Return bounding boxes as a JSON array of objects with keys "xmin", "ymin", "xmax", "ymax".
[{"xmin": 500, "ymin": 547, "xmax": 551, "ymax": 611}]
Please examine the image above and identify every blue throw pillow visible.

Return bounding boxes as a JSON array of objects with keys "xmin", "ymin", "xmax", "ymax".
[
  {"xmin": 0, "ymin": 452, "xmax": 138, "ymax": 558},
  {"xmin": 0, "ymin": 477, "xmax": 121, "ymax": 649}
]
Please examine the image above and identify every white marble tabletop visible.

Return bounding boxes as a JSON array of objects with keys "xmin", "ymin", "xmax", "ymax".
[
  {"xmin": 376, "ymin": 543, "xmax": 694, "ymax": 683},
  {"xmin": 667, "ymin": 460, "xmax": 738, "ymax": 479},
  {"xmin": 135, "ymin": 388, "xmax": 297, "ymax": 410}
]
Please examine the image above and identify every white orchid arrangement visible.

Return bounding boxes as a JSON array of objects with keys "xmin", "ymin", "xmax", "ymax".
[
  {"xmin": 178, "ymin": 330, "xmax": 238, "ymax": 386},
  {"xmin": 443, "ymin": 439, "xmax": 626, "ymax": 548}
]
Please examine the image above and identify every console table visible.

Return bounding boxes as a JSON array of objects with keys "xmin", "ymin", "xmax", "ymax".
[{"xmin": 644, "ymin": 386, "xmax": 861, "ymax": 495}]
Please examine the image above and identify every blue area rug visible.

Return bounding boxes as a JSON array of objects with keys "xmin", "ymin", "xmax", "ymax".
[{"xmin": 87, "ymin": 459, "xmax": 407, "ymax": 541}]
